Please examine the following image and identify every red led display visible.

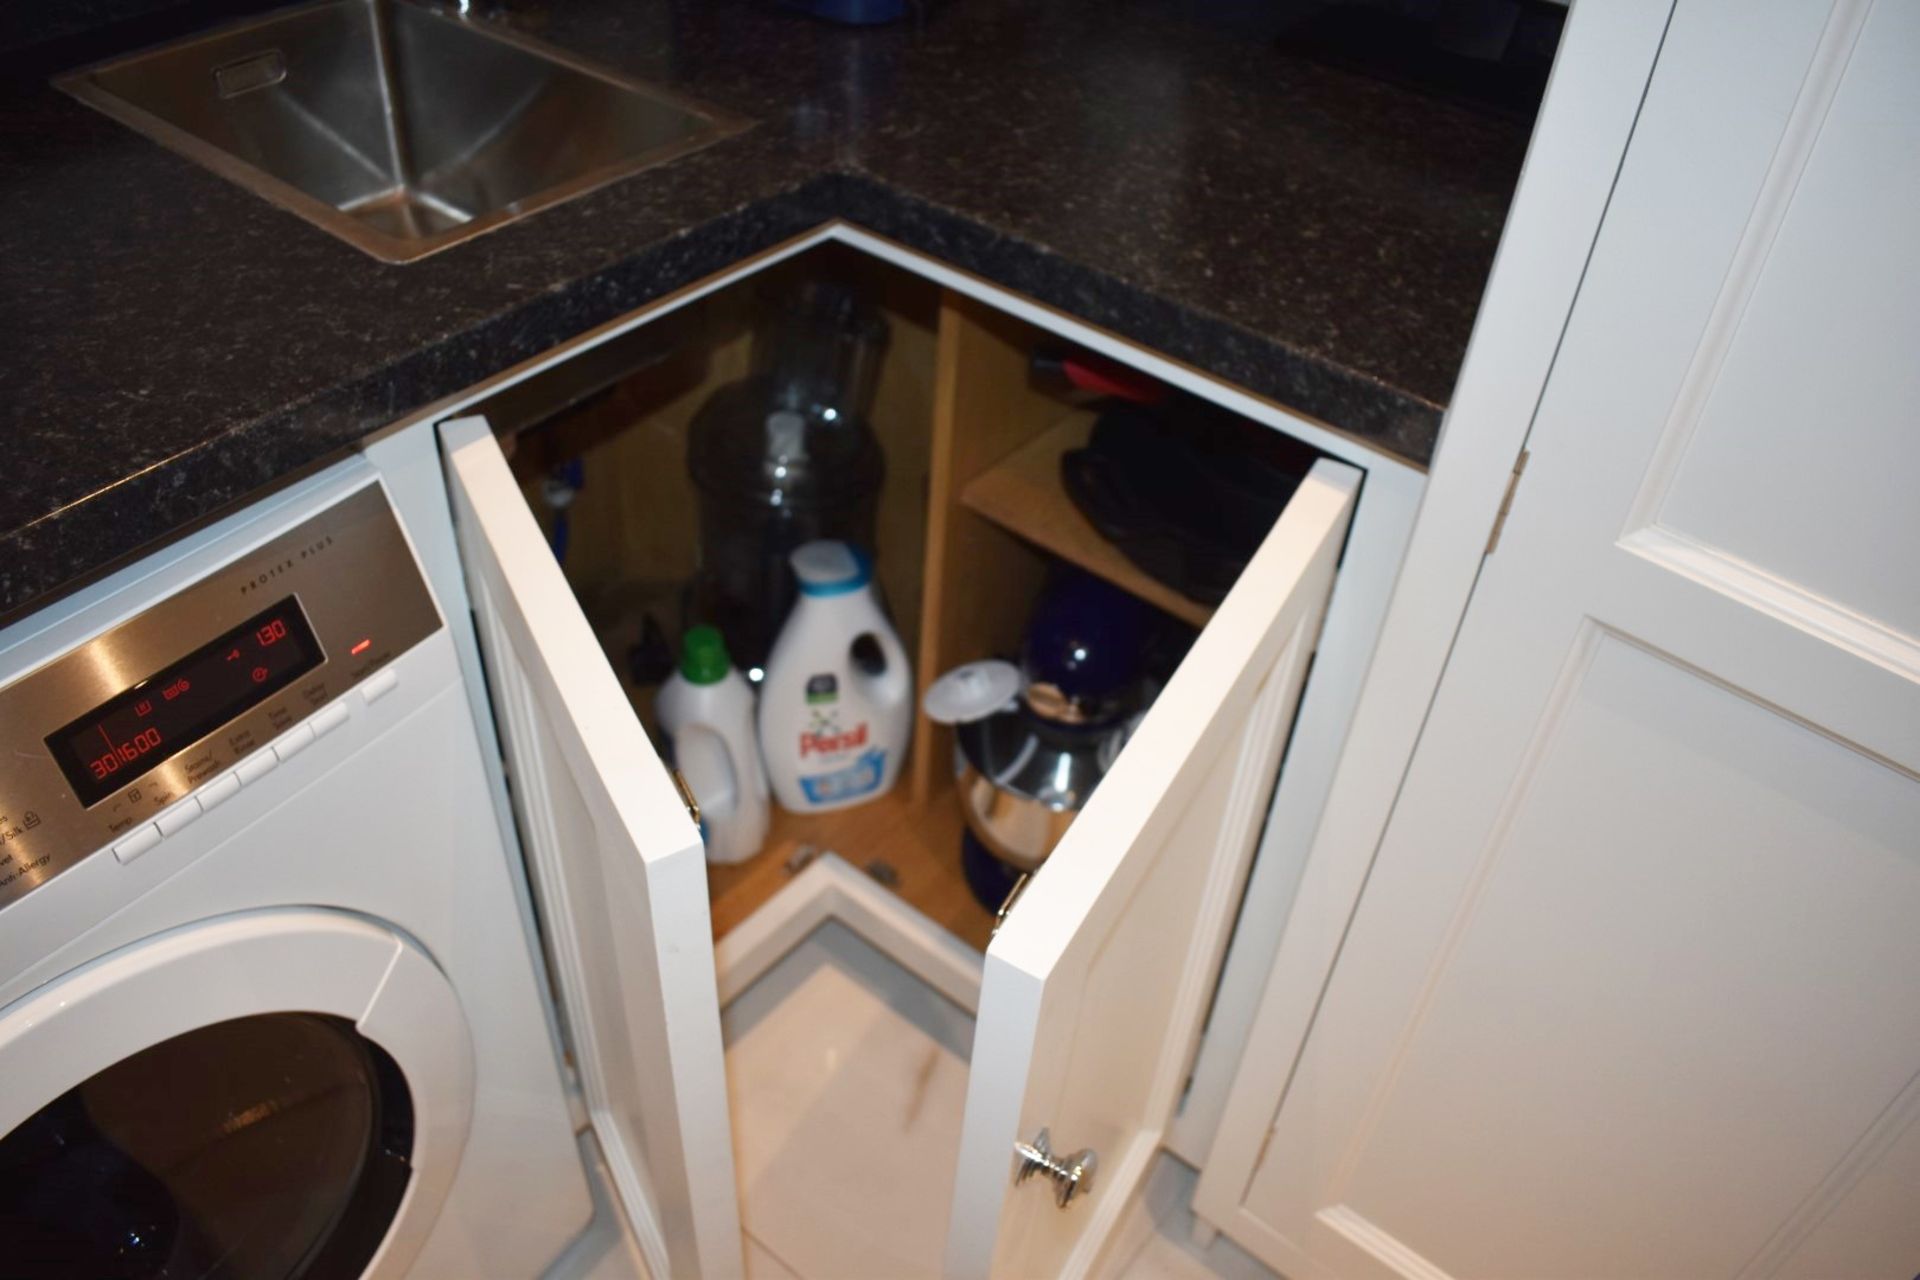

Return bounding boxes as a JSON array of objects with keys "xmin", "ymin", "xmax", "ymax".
[{"xmin": 46, "ymin": 596, "xmax": 323, "ymax": 807}]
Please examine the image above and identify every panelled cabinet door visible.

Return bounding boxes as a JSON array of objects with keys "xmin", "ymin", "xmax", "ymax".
[
  {"xmin": 946, "ymin": 459, "xmax": 1360, "ymax": 1280},
  {"xmin": 1198, "ymin": 1, "xmax": 1920, "ymax": 1276},
  {"xmin": 440, "ymin": 415, "xmax": 743, "ymax": 1280}
]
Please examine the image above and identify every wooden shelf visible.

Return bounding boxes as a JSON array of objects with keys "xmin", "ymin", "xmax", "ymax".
[
  {"xmin": 958, "ymin": 417, "xmax": 1215, "ymax": 629},
  {"xmin": 706, "ymin": 780, "xmax": 993, "ymax": 952}
]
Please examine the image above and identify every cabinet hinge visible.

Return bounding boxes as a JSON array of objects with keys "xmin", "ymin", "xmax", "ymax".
[
  {"xmin": 1484, "ymin": 449, "xmax": 1530, "ymax": 556},
  {"xmin": 670, "ymin": 768, "xmax": 701, "ymax": 827}
]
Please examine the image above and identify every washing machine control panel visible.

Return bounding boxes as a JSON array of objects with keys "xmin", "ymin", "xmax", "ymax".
[{"xmin": 0, "ymin": 483, "xmax": 441, "ymax": 909}]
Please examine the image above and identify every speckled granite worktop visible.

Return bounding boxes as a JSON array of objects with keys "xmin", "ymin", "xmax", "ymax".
[{"xmin": 0, "ymin": 0, "xmax": 1534, "ymax": 619}]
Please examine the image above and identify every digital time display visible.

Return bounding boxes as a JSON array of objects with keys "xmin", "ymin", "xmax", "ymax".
[{"xmin": 45, "ymin": 596, "xmax": 324, "ymax": 807}]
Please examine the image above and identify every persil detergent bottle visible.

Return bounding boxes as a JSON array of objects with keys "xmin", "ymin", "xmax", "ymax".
[{"xmin": 758, "ymin": 541, "xmax": 911, "ymax": 812}]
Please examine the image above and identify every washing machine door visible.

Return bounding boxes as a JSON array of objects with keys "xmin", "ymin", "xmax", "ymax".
[{"xmin": 0, "ymin": 910, "xmax": 473, "ymax": 1280}]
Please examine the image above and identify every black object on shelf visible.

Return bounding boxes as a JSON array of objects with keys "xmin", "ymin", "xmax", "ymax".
[
  {"xmin": 1061, "ymin": 400, "xmax": 1316, "ymax": 608},
  {"xmin": 626, "ymin": 613, "xmax": 675, "ymax": 688}
]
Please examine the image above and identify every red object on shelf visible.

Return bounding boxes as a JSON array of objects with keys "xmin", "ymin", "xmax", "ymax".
[{"xmin": 1032, "ymin": 349, "xmax": 1170, "ymax": 405}]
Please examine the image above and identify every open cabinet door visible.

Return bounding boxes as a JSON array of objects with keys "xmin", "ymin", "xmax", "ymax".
[
  {"xmin": 440, "ymin": 415, "xmax": 743, "ymax": 1280},
  {"xmin": 947, "ymin": 458, "xmax": 1360, "ymax": 1279}
]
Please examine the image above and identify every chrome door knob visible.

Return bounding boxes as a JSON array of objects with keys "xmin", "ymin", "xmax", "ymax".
[{"xmin": 1012, "ymin": 1128, "xmax": 1097, "ymax": 1208}]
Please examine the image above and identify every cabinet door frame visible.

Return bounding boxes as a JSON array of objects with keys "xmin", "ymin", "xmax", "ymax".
[
  {"xmin": 442, "ymin": 414, "xmax": 744, "ymax": 1280},
  {"xmin": 949, "ymin": 459, "xmax": 1358, "ymax": 1280},
  {"xmin": 1191, "ymin": 0, "xmax": 1680, "ymax": 1256}
]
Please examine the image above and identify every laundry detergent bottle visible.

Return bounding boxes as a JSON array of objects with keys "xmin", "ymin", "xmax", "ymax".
[
  {"xmin": 655, "ymin": 625, "xmax": 770, "ymax": 864},
  {"xmin": 758, "ymin": 541, "xmax": 911, "ymax": 812}
]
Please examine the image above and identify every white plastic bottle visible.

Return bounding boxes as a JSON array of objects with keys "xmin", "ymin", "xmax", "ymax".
[
  {"xmin": 655, "ymin": 625, "xmax": 770, "ymax": 864},
  {"xmin": 758, "ymin": 541, "xmax": 911, "ymax": 813}
]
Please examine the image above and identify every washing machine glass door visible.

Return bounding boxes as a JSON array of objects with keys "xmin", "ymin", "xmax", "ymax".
[
  {"xmin": 0, "ymin": 1013, "xmax": 410, "ymax": 1279},
  {"xmin": 0, "ymin": 910, "xmax": 474, "ymax": 1280}
]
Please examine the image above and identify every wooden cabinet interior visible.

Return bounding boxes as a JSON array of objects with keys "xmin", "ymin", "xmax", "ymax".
[
  {"xmin": 502, "ymin": 245, "xmax": 1301, "ymax": 954},
  {"xmin": 957, "ymin": 418, "xmax": 1215, "ymax": 630},
  {"xmin": 911, "ymin": 293, "xmax": 1071, "ymax": 808}
]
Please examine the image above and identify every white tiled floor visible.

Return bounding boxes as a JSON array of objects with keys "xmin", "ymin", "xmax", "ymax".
[
  {"xmin": 723, "ymin": 920, "xmax": 974, "ymax": 1280},
  {"xmin": 743, "ymin": 1233, "xmax": 805, "ymax": 1280},
  {"xmin": 719, "ymin": 919, "xmax": 1276, "ymax": 1280}
]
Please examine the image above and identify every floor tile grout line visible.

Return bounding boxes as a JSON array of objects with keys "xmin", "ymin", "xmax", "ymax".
[{"xmin": 745, "ymin": 1227, "xmax": 809, "ymax": 1280}]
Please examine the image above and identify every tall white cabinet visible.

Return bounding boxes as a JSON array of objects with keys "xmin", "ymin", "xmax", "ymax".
[{"xmin": 1193, "ymin": 0, "xmax": 1920, "ymax": 1275}]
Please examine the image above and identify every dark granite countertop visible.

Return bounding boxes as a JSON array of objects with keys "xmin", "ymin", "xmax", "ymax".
[{"xmin": 0, "ymin": 0, "xmax": 1533, "ymax": 619}]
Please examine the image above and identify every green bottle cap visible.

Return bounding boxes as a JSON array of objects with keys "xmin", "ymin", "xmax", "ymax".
[{"xmin": 679, "ymin": 625, "xmax": 732, "ymax": 685}]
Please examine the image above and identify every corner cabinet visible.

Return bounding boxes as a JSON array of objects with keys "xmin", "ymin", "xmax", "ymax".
[{"xmin": 423, "ymin": 237, "xmax": 1423, "ymax": 1278}]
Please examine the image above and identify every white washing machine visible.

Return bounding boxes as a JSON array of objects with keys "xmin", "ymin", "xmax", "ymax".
[{"xmin": 0, "ymin": 437, "xmax": 608, "ymax": 1278}]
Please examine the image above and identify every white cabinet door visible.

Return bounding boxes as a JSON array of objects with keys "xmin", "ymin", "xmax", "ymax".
[
  {"xmin": 440, "ymin": 416, "xmax": 743, "ymax": 1280},
  {"xmin": 1198, "ymin": 1, "xmax": 1920, "ymax": 1276},
  {"xmin": 947, "ymin": 460, "xmax": 1359, "ymax": 1280}
]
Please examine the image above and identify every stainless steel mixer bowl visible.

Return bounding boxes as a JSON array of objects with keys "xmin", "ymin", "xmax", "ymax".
[{"xmin": 953, "ymin": 708, "xmax": 1128, "ymax": 872}]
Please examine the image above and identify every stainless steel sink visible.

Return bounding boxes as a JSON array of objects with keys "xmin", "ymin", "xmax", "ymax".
[{"xmin": 59, "ymin": 0, "xmax": 747, "ymax": 262}]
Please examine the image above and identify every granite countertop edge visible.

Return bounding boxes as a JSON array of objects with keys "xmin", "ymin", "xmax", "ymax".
[{"xmin": 1, "ymin": 165, "xmax": 1444, "ymax": 621}]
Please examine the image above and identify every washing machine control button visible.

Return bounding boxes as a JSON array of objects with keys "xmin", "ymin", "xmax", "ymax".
[
  {"xmin": 361, "ymin": 668, "xmax": 400, "ymax": 704},
  {"xmin": 311, "ymin": 702, "xmax": 350, "ymax": 737},
  {"xmin": 155, "ymin": 798, "xmax": 204, "ymax": 837},
  {"xmin": 113, "ymin": 824, "xmax": 163, "ymax": 864},
  {"xmin": 274, "ymin": 723, "xmax": 316, "ymax": 761},
  {"xmin": 197, "ymin": 773, "xmax": 242, "ymax": 811},
  {"xmin": 235, "ymin": 751, "xmax": 279, "ymax": 785}
]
